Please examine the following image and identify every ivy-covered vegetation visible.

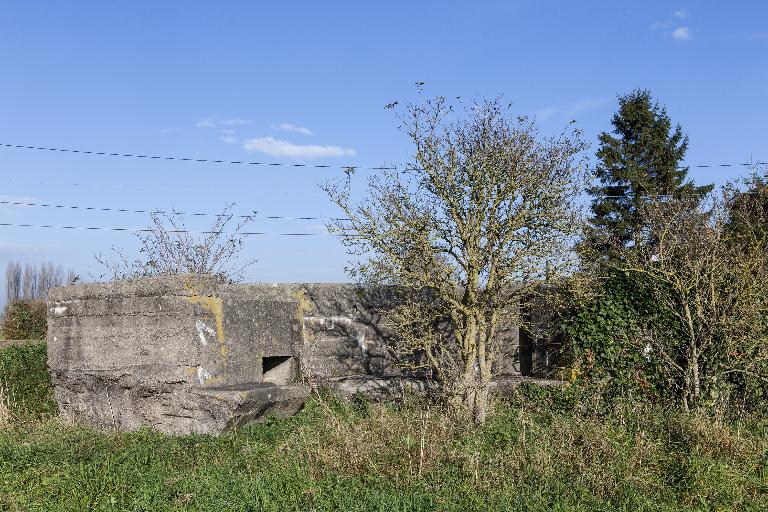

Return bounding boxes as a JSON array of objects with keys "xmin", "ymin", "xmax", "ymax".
[
  {"xmin": 0, "ymin": 343, "xmax": 57, "ymax": 419},
  {"xmin": 564, "ymin": 270, "xmax": 677, "ymax": 399}
]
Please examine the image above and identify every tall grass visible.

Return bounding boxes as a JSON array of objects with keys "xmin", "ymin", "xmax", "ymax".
[
  {"xmin": 0, "ymin": 382, "xmax": 13, "ymax": 427},
  {"xmin": 0, "ymin": 344, "xmax": 766, "ymax": 511},
  {"xmin": 281, "ymin": 391, "xmax": 768, "ymax": 511},
  {"xmin": 0, "ymin": 342, "xmax": 56, "ymax": 419}
]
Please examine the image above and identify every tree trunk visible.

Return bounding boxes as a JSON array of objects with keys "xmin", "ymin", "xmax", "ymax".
[
  {"xmin": 683, "ymin": 347, "xmax": 693, "ymax": 411},
  {"xmin": 472, "ymin": 382, "xmax": 490, "ymax": 425},
  {"xmin": 682, "ymin": 302, "xmax": 699, "ymax": 409},
  {"xmin": 691, "ymin": 345, "xmax": 700, "ymax": 404},
  {"xmin": 457, "ymin": 375, "xmax": 491, "ymax": 426}
]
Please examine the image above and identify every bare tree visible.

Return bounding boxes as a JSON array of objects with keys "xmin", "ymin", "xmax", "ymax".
[
  {"xmin": 37, "ymin": 262, "xmax": 64, "ymax": 298},
  {"xmin": 21, "ymin": 264, "xmax": 38, "ymax": 301},
  {"xmin": 5, "ymin": 261, "xmax": 22, "ymax": 303},
  {"xmin": 96, "ymin": 204, "xmax": 257, "ymax": 283},
  {"xmin": 616, "ymin": 191, "xmax": 768, "ymax": 410},
  {"xmin": 324, "ymin": 95, "xmax": 588, "ymax": 424},
  {"xmin": 5, "ymin": 261, "xmax": 72, "ymax": 306}
]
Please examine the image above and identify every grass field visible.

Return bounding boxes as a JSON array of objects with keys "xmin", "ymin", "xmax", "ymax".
[{"xmin": 0, "ymin": 343, "xmax": 766, "ymax": 511}]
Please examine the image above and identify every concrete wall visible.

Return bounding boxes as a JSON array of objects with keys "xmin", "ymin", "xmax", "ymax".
[{"xmin": 47, "ymin": 275, "xmax": 526, "ymax": 434}]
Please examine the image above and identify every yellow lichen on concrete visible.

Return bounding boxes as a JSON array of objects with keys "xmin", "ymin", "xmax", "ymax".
[
  {"xmin": 292, "ymin": 289, "xmax": 312, "ymax": 321},
  {"xmin": 186, "ymin": 294, "xmax": 229, "ymax": 378},
  {"xmin": 291, "ymin": 289, "xmax": 315, "ymax": 342},
  {"xmin": 205, "ymin": 375, "xmax": 226, "ymax": 386},
  {"xmin": 186, "ymin": 294, "xmax": 225, "ymax": 341}
]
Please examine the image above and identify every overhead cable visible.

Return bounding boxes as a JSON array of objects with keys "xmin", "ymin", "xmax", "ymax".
[
  {"xmin": 0, "ymin": 221, "xmax": 336, "ymax": 237},
  {"xmin": 0, "ymin": 199, "xmax": 345, "ymax": 221},
  {"xmin": 0, "ymin": 142, "xmax": 393, "ymax": 171},
  {"xmin": 2, "ymin": 141, "xmax": 762, "ymax": 171}
]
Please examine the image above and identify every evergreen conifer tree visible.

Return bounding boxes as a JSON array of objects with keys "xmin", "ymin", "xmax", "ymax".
[{"xmin": 587, "ymin": 89, "xmax": 712, "ymax": 254}]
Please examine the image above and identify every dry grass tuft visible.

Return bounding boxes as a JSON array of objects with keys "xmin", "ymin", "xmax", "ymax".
[
  {"xmin": 0, "ymin": 383, "xmax": 15, "ymax": 428},
  {"xmin": 283, "ymin": 397, "xmax": 467, "ymax": 480},
  {"xmin": 672, "ymin": 412, "xmax": 755, "ymax": 460},
  {"xmin": 281, "ymin": 394, "xmax": 664, "ymax": 498},
  {"xmin": 278, "ymin": 392, "xmax": 768, "ymax": 506}
]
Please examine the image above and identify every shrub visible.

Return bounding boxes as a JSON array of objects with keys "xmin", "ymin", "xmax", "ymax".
[
  {"xmin": 0, "ymin": 343, "xmax": 57, "ymax": 419},
  {"xmin": 565, "ymin": 256, "xmax": 768, "ymax": 412},
  {"xmin": 1, "ymin": 301, "xmax": 47, "ymax": 340},
  {"xmin": 563, "ymin": 269, "xmax": 685, "ymax": 402}
]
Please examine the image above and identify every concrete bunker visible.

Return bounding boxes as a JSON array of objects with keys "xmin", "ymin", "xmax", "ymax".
[{"xmin": 47, "ymin": 275, "xmax": 545, "ymax": 435}]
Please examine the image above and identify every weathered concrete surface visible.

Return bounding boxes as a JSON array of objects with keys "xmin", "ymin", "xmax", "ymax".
[
  {"xmin": 324, "ymin": 376, "xmax": 433, "ymax": 402},
  {"xmin": 53, "ymin": 375, "xmax": 307, "ymax": 435},
  {"xmin": 227, "ymin": 283, "xmax": 523, "ymax": 380},
  {"xmin": 47, "ymin": 275, "xmax": 528, "ymax": 435},
  {"xmin": 48, "ymin": 275, "xmax": 308, "ymax": 434}
]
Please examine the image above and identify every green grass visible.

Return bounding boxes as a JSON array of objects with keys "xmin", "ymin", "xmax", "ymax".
[
  {"xmin": 0, "ymin": 345, "xmax": 766, "ymax": 511},
  {"xmin": 0, "ymin": 342, "xmax": 57, "ymax": 419}
]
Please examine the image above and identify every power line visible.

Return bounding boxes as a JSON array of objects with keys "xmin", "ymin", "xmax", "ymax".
[
  {"xmin": 0, "ymin": 221, "xmax": 336, "ymax": 237},
  {"xmin": 679, "ymin": 161, "xmax": 766, "ymax": 169},
  {"xmin": 600, "ymin": 195, "xmax": 705, "ymax": 198},
  {"xmin": 599, "ymin": 186, "xmax": 767, "ymax": 199},
  {"xmin": 0, "ymin": 199, "xmax": 345, "ymax": 222},
  {"xmin": 0, "ymin": 142, "xmax": 395, "ymax": 171},
  {"xmin": 3, "ymin": 175, "xmax": 327, "ymax": 196},
  {"xmin": 1, "ymin": 141, "xmax": 762, "ymax": 172}
]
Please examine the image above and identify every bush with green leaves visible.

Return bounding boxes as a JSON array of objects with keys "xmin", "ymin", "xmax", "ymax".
[
  {"xmin": 0, "ymin": 343, "xmax": 57, "ymax": 419},
  {"xmin": 563, "ymin": 270, "xmax": 684, "ymax": 401},
  {"xmin": 569, "ymin": 189, "xmax": 768, "ymax": 411},
  {"xmin": 1, "ymin": 301, "xmax": 47, "ymax": 340}
]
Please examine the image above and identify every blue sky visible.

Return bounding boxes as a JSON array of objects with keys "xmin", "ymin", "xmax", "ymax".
[{"xmin": 1, "ymin": 0, "xmax": 766, "ymax": 291}]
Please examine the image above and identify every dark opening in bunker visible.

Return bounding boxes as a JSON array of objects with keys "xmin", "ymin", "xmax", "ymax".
[{"xmin": 262, "ymin": 356, "xmax": 293, "ymax": 384}]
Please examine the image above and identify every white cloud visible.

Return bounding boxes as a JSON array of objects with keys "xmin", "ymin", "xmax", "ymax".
[
  {"xmin": 649, "ymin": 20, "xmax": 672, "ymax": 31},
  {"xmin": 567, "ymin": 97, "xmax": 613, "ymax": 116},
  {"xmin": 535, "ymin": 97, "xmax": 612, "ymax": 122},
  {"xmin": 650, "ymin": 9, "xmax": 694, "ymax": 40},
  {"xmin": 242, "ymin": 137, "xmax": 356, "ymax": 159},
  {"xmin": 0, "ymin": 194, "xmax": 40, "ymax": 202},
  {"xmin": 274, "ymin": 123, "xmax": 314, "ymax": 136},
  {"xmin": 302, "ymin": 223, "xmax": 330, "ymax": 235},
  {"xmin": 672, "ymin": 26, "xmax": 692, "ymax": 41},
  {"xmin": 219, "ymin": 128, "xmax": 236, "ymax": 135},
  {"xmin": 196, "ymin": 116, "xmax": 252, "ymax": 128},
  {"xmin": 220, "ymin": 135, "xmax": 239, "ymax": 144},
  {"xmin": 534, "ymin": 107, "xmax": 558, "ymax": 121}
]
